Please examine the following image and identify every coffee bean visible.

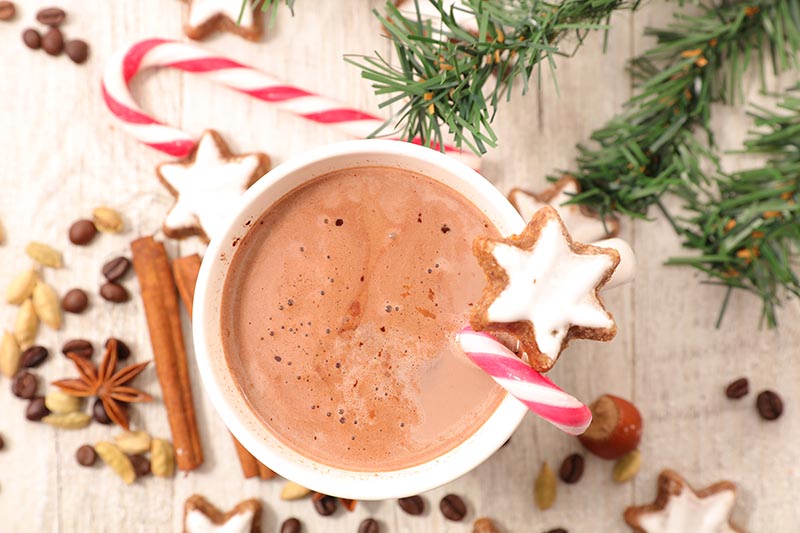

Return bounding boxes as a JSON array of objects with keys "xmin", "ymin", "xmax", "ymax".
[
  {"xmin": 756, "ymin": 390, "xmax": 783, "ymax": 421},
  {"xmin": 558, "ymin": 453, "xmax": 585, "ymax": 484},
  {"xmin": 62, "ymin": 339, "xmax": 93, "ymax": 359},
  {"xmin": 398, "ymin": 495, "xmax": 425, "ymax": 515},
  {"xmin": 312, "ymin": 495, "xmax": 337, "ymax": 516},
  {"xmin": 62, "ymin": 288, "xmax": 89, "ymax": 314},
  {"xmin": 64, "ymin": 39, "xmax": 89, "ymax": 65},
  {"xmin": 544, "ymin": 529, "xmax": 568, "ymax": 533},
  {"xmin": 12, "ymin": 370, "xmax": 38, "ymax": 399},
  {"xmin": 36, "ymin": 7, "xmax": 66, "ymax": 26},
  {"xmin": 26, "ymin": 396, "xmax": 49, "ymax": 421},
  {"xmin": 0, "ymin": 1, "xmax": 16, "ymax": 21},
  {"xmin": 280, "ymin": 518, "xmax": 302, "ymax": 533},
  {"xmin": 41, "ymin": 27, "xmax": 64, "ymax": 56},
  {"xmin": 129, "ymin": 454, "xmax": 151, "ymax": 477},
  {"xmin": 0, "ymin": 434, "xmax": 5, "ymax": 450},
  {"xmin": 473, "ymin": 517, "xmax": 500, "ymax": 533},
  {"xmin": 68, "ymin": 219, "xmax": 97, "ymax": 245},
  {"xmin": 102, "ymin": 256, "xmax": 131, "ymax": 282},
  {"xmin": 105, "ymin": 337, "xmax": 131, "ymax": 360},
  {"xmin": 439, "ymin": 494, "xmax": 467, "ymax": 521},
  {"xmin": 100, "ymin": 282, "xmax": 129, "ymax": 303},
  {"xmin": 725, "ymin": 377, "xmax": 749, "ymax": 399},
  {"xmin": 92, "ymin": 398, "xmax": 112, "ymax": 425},
  {"xmin": 22, "ymin": 29, "xmax": 42, "ymax": 50},
  {"xmin": 358, "ymin": 518, "xmax": 379, "ymax": 533},
  {"xmin": 76, "ymin": 445, "xmax": 97, "ymax": 466},
  {"xmin": 20, "ymin": 346, "xmax": 49, "ymax": 368}
]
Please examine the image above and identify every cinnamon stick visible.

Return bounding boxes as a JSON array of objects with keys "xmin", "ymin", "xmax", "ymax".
[
  {"xmin": 257, "ymin": 462, "xmax": 276, "ymax": 480},
  {"xmin": 131, "ymin": 236, "xmax": 203, "ymax": 471},
  {"xmin": 230, "ymin": 432, "xmax": 260, "ymax": 479},
  {"xmin": 172, "ymin": 252, "xmax": 273, "ymax": 480},
  {"xmin": 172, "ymin": 254, "xmax": 202, "ymax": 318}
]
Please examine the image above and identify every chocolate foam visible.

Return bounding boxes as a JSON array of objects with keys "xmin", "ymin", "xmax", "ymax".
[{"xmin": 221, "ymin": 166, "xmax": 505, "ymax": 471}]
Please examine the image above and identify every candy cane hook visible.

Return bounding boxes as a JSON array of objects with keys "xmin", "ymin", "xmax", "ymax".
[{"xmin": 102, "ymin": 38, "xmax": 481, "ymax": 169}]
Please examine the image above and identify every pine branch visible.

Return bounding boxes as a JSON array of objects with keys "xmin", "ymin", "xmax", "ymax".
[
  {"xmin": 240, "ymin": 0, "xmax": 294, "ymax": 26},
  {"xmin": 558, "ymin": 0, "xmax": 800, "ymax": 327},
  {"xmin": 667, "ymin": 92, "xmax": 800, "ymax": 327},
  {"xmin": 564, "ymin": 0, "xmax": 800, "ymax": 219},
  {"xmin": 257, "ymin": 0, "xmax": 295, "ymax": 12},
  {"xmin": 347, "ymin": 0, "xmax": 630, "ymax": 154}
]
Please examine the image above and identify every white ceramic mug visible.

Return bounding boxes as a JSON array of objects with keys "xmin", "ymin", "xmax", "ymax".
[{"xmin": 193, "ymin": 140, "xmax": 528, "ymax": 500}]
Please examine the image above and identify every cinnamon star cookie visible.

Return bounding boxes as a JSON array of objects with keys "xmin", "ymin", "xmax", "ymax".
[
  {"xmin": 508, "ymin": 176, "xmax": 620, "ymax": 243},
  {"xmin": 156, "ymin": 130, "xmax": 270, "ymax": 242},
  {"xmin": 470, "ymin": 206, "xmax": 619, "ymax": 372},
  {"xmin": 184, "ymin": 494, "xmax": 262, "ymax": 533},
  {"xmin": 183, "ymin": 0, "xmax": 264, "ymax": 42},
  {"xmin": 624, "ymin": 470, "xmax": 743, "ymax": 533}
]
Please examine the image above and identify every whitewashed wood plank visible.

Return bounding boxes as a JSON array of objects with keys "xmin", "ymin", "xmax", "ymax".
[
  {"xmin": 0, "ymin": 1, "xmax": 797, "ymax": 531},
  {"xmin": 630, "ymin": 4, "xmax": 800, "ymax": 533}
]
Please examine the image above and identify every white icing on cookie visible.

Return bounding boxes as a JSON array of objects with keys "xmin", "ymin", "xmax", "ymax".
[
  {"xmin": 158, "ymin": 131, "xmax": 265, "ymax": 241},
  {"xmin": 486, "ymin": 218, "xmax": 615, "ymax": 364},
  {"xmin": 510, "ymin": 180, "xmax": 616, "ymax": 243},
  {"xmin": 185, "ymin": 508, "xmax": 255, "ymax": 533},
  {"xmin": 189, "ymin": 0, "xmax": 254, "ymax": 28},
  {"xmin": 637, "ymin": 486, "xmax": 738, "ymax": 533},
  {"xmin": 394, "ymin": 0, "xmax": 479, "ymax": 33}
]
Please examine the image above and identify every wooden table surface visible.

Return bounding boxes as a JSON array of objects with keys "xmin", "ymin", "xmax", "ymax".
[{"xmin": 0, "ymin": 1, "xmax": 798, "ymax": 532}]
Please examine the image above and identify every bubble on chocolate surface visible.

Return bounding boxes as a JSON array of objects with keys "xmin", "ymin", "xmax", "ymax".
[{"xmin": 220, "ymin": 167, "xmax": 505, "ymax": 470}]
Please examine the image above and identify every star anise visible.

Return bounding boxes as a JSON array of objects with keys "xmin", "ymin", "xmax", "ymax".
[{"xmin": 53, "ymin": 339, "xmax": 152, "ymax": 430}]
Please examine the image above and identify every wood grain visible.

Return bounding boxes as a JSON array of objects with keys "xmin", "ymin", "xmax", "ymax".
[{"xmin": 0, "ymin": 1, "xmax": 797, "ymax": 532}]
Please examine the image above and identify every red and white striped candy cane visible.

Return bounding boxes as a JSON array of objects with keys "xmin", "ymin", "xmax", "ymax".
[
  {"xmin": 101, "ymin": 38, "xmax": 480, "ymax": 169},
  {"xmin": 458, "ymin": 327, "xmax": 592, "ymax": 435}
]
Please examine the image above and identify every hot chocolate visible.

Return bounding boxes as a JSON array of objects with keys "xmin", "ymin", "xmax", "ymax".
[{"xmin": 221, "ymin": 166, "xmax": 505, "ymax": 471}]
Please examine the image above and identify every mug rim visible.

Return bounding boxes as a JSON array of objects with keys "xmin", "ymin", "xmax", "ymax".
[{"xmin": 193, "ymin": 139, "xmax": 528, "ymax": 499}]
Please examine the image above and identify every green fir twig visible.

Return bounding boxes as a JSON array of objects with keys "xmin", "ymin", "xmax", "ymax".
[
  {"xmin": 668, "ymin": 93, "xmax": 800, "ymax": 327},
  {"xmin": 238, "ymin": 0, "xmax": 295, "ymax": 26},
  {"xmin": 347, "ymin": 0, "xmax": 631, "ymax": 154},
  {"xmin": 563, "ymin": 0, "xmax": 800, "ymax": 219},
  {"xmin": 559, "ymin": 0, "xmax": 800, "ymax": 326}
]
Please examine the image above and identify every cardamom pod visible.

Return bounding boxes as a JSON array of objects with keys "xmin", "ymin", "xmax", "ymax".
[
  {"xmin": 44, "ymin": 390, "xmax": 82, "ymax": 414},
  {"xmin": 24, "ymin": 241, "xmax": 62, "ymax": 268},
  {"xmin": 534, "ymin": 461, "xmax": 557, "ymax": 510},
  {"xmin": 14, "ymin": 299, "xmax": 38, "ymax": 349},
  {"xmin": 32, "ymin": 281, "xmax": 61, "ymax": 330},
  {"xmin": 114, "ymin": 430, "xmax": 152, "ymax": 455},
  {"xmin": 280, "ymin": 480, "xmax": 311, "ymax": 500},
  {"xmin": 6, "ymin": 269, "xmax": 38, "ymax": 305},
  {"xmin": 93, "ymin": 206, "xmax": 124, "ymax": 233},
  {"xmin": 0, "ymin": 330, "xmax": 21, "ymax": 377},
  {"xmin": 151, "ymin": 438, "xmax": 175, "ymax": 478},
  {"xmin": 42, "ymin": 411, "xmax": 91, "ymax": 429},
  {"xmin": 95, "ymin": 441, "xmax": 136, "ymax": 484},
  {"xmin": 612, "ymin": 449, "xmax": 642, "ymax": 483}
]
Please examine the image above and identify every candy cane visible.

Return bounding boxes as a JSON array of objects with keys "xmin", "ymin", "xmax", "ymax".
[
  {"xmin": 101, "ymin": 38, "xmax": 480, "ymax": 169},
  {"xmin": 457, "ymin": 327, "xmax": 592, "ymax": 435}
]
